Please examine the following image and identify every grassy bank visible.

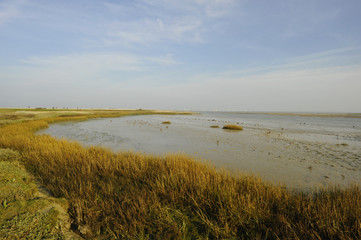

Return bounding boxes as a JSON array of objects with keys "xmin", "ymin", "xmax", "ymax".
[
  {"xmin": 0, "ymin": 148, "xmax": 76, "ymax": 239},
  {"xmin": 0, "ymin": 109, "xmax": 360, "ymax": 239}
]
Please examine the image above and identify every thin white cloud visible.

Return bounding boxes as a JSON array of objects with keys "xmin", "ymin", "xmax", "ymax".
[
  {"xmin": 196, "ymin": 0, "xmax": 237, "ymax": 18},
  {"xmin": 22, "ymin": 52, "xmax": 178, "ymax": 70},
  {"xmin": 103, "ymin": 0, "xmax": 238, "ymax": 46},
  {"xmin": 0, "ymin": 52, "xmax": 180, "ymax": 91},
  {"xmin": 107, "ymin": 17, "xmax": 203, "ymax": 45},
  {"xmin": 203, "ymin": 47, "xmax": 361, "ymax": 80},
  {"xmin": 0, "ymin": 0, "xmax": 22, "ymax": 25},
  {"xmin": 23, "ymin": 53, "xmax": 143, "ymax": 72},
  {"xmin": 1, "ymin": 0, "xmax": 240, "ymax": 47},
  {"xmin": 146, "ymin": 0, "xmax": 238, "ymax": 18}
]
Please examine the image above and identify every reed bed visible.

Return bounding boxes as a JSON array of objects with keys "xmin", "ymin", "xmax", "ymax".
[{"xmin": 0, "ymin": 111, "xmax": 360, "ymax": 239}]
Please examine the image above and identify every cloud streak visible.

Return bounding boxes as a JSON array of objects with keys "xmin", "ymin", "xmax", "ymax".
[
  {"xmin": 103, "ymin": 0, "xmax": 238, "ymax": 46},
  {"xmin": 0, "ymin": 52, "xmax": 180, "ymax": 94},
  {"xmin": 106, "ymin": 18, "xmax": 203, "ymax": 46},
  {"xmin": 0, "ymin": 0, "xmax": 22, "ymax": 25},
  {"xmin": 22, "ymin": 52, "xmax": 178, "ymax": 71}
]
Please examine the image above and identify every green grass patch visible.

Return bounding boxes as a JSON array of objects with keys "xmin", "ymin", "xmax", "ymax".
[
  {"xmin": 0, "ymin": 148, "xmax": 67, "ymax": 239},
  {"xmin": 0, "ymin": 149, "xmax": 37, "ymax": 203},
  {"xmin": 162, "ymin": 121, "xmax": 171, "ymax": 124},
  {"xmin": 210, "ymin": 125, "xmax": 220, "ymax": 128},
  {"xmin": 0, "ymin": 208, "xmax": 64, "ymax": 240}
]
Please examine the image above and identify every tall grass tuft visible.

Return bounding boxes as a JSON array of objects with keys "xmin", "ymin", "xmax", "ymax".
[
  {"xmin": 223, "ymin": 124, "xmax": 243, "ymax": 130},
  {"xmin": 0, "ymin": 112, "xmax": 360, "ymax": 239}
]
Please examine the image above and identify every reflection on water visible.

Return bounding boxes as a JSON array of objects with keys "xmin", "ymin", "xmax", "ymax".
[{"xmin": 38, "ymin": 112, "xmax": 361, "ymax": 191}]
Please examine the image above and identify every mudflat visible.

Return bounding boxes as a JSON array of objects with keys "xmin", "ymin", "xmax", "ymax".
[{"xmin": 40, "ymin": 112, "xmax": 361, "ymax": 191}]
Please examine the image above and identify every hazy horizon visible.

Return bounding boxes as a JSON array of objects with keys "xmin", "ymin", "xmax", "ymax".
[
  {"xmin": 1, "ymin": 0, "xmax": 361, "ymax": 112},
  {"xmin": 1, "ymin": 107, "xmax": 360, "ymax": 115}
]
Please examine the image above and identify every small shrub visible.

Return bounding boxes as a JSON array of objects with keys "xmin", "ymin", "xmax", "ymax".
[
  {"xmin": 222, "ymin": 124, "xmax": 243, "ymax": 130},
  {"xmin": 336, "ymin": 143, "xmax": 349, "ymax": 147}
]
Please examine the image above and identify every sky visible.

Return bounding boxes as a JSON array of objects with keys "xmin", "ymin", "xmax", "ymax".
[{"xmin": 0, "ymin": 0, "xmax": 361, "ymax": 112}]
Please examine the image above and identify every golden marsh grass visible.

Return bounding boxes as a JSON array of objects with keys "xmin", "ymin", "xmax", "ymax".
[{"xmin": 0, "ymin": 109, "xmax": 360, "ymax": 239}]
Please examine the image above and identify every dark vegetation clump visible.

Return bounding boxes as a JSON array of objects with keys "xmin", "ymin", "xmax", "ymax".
[{"xmin": 222, "ymin": 124, "xmax": 243, "ymax": 130}]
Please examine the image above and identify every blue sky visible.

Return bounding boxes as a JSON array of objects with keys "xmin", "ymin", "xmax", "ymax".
[{"xmin": 1, "ymin": 0, "xmax": 361, "ymax": 112}]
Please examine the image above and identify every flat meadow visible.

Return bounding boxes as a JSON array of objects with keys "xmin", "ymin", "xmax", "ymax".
[{"xmin": 0, "ymin": 108, "xmax": 360, "ymax": 239}]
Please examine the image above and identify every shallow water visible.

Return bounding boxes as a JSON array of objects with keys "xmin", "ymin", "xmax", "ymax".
[{"xmin": 38, "ymin": 112, "xmax": 361, "ymax": 191}]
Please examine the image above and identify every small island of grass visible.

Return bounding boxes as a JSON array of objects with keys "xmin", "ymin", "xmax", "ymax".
[
  {"xmin": 222, "ymin": 124, "xmax": 243, "ymax": 130},
  {"xmin": 162, "ymin": 121, "xmax": 171, "ymax": 124}
]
